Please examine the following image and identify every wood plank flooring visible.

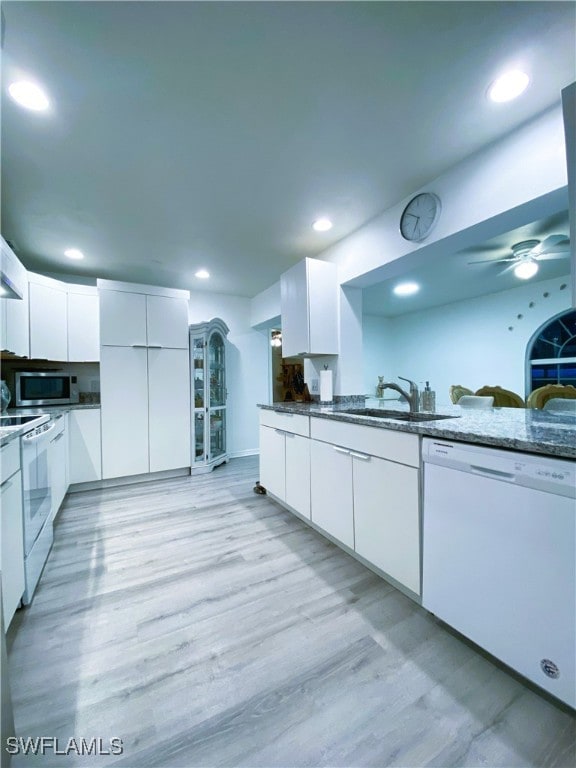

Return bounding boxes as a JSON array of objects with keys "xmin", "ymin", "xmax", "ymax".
[{"xmin": 7, "ymin": 456, "xmax": 575, "ymax": 767}]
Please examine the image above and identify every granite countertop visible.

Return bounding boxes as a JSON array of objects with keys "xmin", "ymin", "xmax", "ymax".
[
  {"xmin": 0, "ymin": 403, "xmax": 100, "ymax": 446},
  {"xmin": 258, "ymin": 401, "xmax": 576, "ymax": 460}
]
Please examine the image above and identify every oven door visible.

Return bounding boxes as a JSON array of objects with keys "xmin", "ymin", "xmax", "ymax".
[{"xmin": 21, "ymin": 425, "xmax": 54, "ymax": 555}]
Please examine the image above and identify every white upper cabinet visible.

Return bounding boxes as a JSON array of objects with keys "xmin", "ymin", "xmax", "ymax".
[
  {"xmin": 280, "ymin": 257, "xmax": 338, "ymax": 357},
  {"xmin": 99, "ymin": 289, "xmax": 147, "ymax": 347},
  {"xmin": 1, "ymin": 276, "xmax": 29, "ymax": 358},
  {"xmin": 29, "ymin": 274, "xmax": 68, "ymax": 361},
  {"xmin": 67, "ymin": 286, "xmax": 100, "ymax": 361},
  {"xmin": 146, "ymin": 294, "xmax": 189, "ymax": 349},
  {"xmin": 98, "ymin": 280, "xmax": 189, "ymax": 349}
]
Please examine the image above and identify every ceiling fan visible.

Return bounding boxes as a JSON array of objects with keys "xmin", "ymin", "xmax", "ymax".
[{"xmin": 468, "ymin": 234, "xmax": 570, "ymax": 279}]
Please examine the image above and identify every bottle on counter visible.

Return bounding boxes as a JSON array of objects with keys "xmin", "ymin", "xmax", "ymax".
[{"xmin": 420, "ymin": 381, "xmax": 436, "ymax": 411}]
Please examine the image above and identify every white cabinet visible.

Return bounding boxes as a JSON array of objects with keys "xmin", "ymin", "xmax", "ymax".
[
  {"xmin": 68, "ymin": 409, "xmax": 102, "ymax": 484},
  {"xmin": 310, "ymin": 438, "xmax": 353, "ymax": 546},
  {"xmin": 99, "ymin": 290, "xmax": 147, "ymax": 347},
  {"xmin": 67, "ymin": 287, "xmax": 100, "ymax": 361},
  {"xmin": 148, "ymin": 348, "xmax": 191, "ymax": 472},
  {"xmin": 309, "ymin": 417, "xmax": 421, "ymax": 594},
  {"xmin": 100, "ymin": 347, "xmax": 149, "ymax": 478},
  {"xmin": 49, "ymin": 414, "xmax": 68, "ymax": 520},
  {"xmin": 1, "ymin": 440, "xmax": 25, "ymax": 630},
  {"xmin": 98, "ymin": 280, "xmax": 191, "ymax": 480},
  {"xmin": 353, "ymin": 455, "xmax": 420, "ymax": 594},
  {"xmin": 29, "ymin": 274, "xmax": 68, "ymax": 360},
  {"xmin": 1, "ymin": 278, "xmax": 29, "ymax": 358},
  {"xmin": 280, "ymin": 257, "xmax": 338, "ymax": 357},
  {"xmin": 99, "ymin": 286, "xmax": 188, "ymax": 349},
  {"xmin": 259, "ymin": 410, "xmax": 310, "ymax": 518}
]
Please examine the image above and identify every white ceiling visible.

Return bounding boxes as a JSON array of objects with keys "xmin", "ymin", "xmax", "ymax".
[{"xmin": 1, "ymin": 1, "xmax": 575, "ymax": 301}]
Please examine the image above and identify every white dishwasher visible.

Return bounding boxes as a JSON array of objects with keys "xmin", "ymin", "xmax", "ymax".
[{"xmin": 422, "ymin": 437, "xmax": 575, "ymax": 708}]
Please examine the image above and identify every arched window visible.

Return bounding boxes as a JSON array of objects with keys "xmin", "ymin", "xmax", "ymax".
[{"xmin": 526, "ymin": 309, "xmax": 576, "ymax": 393}]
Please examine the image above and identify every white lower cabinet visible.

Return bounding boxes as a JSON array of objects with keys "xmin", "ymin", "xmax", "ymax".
[
  {"xmin": 259, "ymin": 411, "xmax": 310, "ymax": 519},
  {"xmin": 353, "ymin": 455, "xmax": 420, "ymax": 594},
  {"xmin": 68, "ymin": 409, "xmax": 102, "ymax": 484},
  {"xmin": 310, "ymin": 439, "xmax": 354, "ymax": 547},
  {"xmin": 49, "ymin": 414, "xmax": 69, "ymax": 520},
  {"xmin": 1, "ymin": 441, "xmax": 25, "ymax": 630},
  {"xmin": 260, "ymin": 411, "xmax": 422, "ymax": 596}
]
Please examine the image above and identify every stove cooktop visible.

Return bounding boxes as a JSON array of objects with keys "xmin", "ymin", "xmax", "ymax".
[{"xmin": 0, "ymin": 415, "xmax": 42, "ymax": 426}]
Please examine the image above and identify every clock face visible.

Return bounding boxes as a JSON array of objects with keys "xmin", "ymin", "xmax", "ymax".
[{"xmin": 400, "ymin": 192, "xmax": 441, "ymax": 242}]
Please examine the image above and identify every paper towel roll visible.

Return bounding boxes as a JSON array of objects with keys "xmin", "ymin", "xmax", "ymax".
[{"xmin": 320, "ymin": 369, "xmax": 333, "ymax": 402}]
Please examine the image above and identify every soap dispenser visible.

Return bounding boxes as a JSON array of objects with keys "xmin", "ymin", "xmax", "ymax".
[{"xmin": 421, "ymin": 381, "xmax": 436, "ymax": 412}]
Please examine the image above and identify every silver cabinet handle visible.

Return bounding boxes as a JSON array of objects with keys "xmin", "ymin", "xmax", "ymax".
[
  {"xmin": 131, "ymin": 344, "xmax": 147, "ymax": 348},
  {"xmin": 147, "ymin": 345, "xmax": 163, "ymax": 349},
  {"xmin": 51, "ymin": 432, "xmax": 65, "ymax": 443},
  {"xmin": 1, "ymin": 478, "xmax": 12, "ymax": 491},
  {"xmin": 350, "ymin": 451, "xmax": 371, "ymax": 461},
  {"xmin": 334, "ymin": 446, "xmax": 350, "ymax": 455}
]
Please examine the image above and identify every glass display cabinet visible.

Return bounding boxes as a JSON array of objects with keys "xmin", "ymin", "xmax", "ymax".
[{"xmin": 189, "ymin": 317, "xmax": 230, "ymax": 474}]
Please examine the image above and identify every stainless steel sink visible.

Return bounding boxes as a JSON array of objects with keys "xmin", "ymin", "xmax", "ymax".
[{"xmin": 343, "ymin": 408, "xmax": 458, "ymax": 422}]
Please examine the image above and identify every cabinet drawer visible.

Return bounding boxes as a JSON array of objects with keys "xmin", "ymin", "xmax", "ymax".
[
  {"xmin": 259, "ymin": 410, "xmax": 310, "ymax": 437},
  {"xmin": 1, "ymin": 439, "xmax": 20, "ymax": 484},
  {"xmin": 310, "ymin": 417, "xmax": 420, "ymax": 467}
]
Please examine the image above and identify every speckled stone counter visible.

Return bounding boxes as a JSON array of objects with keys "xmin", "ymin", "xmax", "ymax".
[{"xmin": 259, "ymin": 401, "xmax": 576, "ymax": 459}]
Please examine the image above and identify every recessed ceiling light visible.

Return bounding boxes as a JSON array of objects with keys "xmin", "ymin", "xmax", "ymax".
[
  {"xmin": 393, "ymin": 282, "xmax": 420, "ymax": 297},
  {"xmin": 488, "ymin": 70, "xmax": 530, "ymax": 103},
  {"xmin": 195, "ymin": 269, "xmax": 210, "ymax": 279},
  {"xmin": 312, "ymin": 218, "xmax": 333, "ymax": 232},
  {"xmin": 514, "ymin": 259, "xmax": 538, "ymax": 279},
  {"xmin": 64, "ymin": 248, "xmax": 84, "ymax": 260},
  {"xmin": 8, "ymin": 80, "xmax": 50, "ymax": 111}
]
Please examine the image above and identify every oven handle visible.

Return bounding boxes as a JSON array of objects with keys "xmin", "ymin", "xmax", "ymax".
[{"xmin": 22, "ymin": 421, "xmax": 58, "ymax": 443}]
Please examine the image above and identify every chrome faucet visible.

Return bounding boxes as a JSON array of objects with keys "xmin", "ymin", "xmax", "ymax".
[{"xmin": 380, "ymin": 376, "xmax": 420, "ymax": 413}]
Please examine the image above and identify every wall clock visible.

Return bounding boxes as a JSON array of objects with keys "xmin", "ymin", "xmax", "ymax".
[{"xmin": 400, "ymin": 192, "xmax": 441, "ymax": 242}]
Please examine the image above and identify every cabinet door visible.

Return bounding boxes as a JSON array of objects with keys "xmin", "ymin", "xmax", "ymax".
[
  {"xmin": 285, "ymin": 433, "xmax": 310, "ymax": 519},
  {"xmin": 310, "ymin": 439, "xmax": 354, "ymax": 548},
  {"xmin": 68, "ymin": 409, "xmax": 102, "ymax": 484},
  {"xmin": 259, "ymin": 426, "xmax": 286, "ymax": 501},
  {"xmin": 29, "ymin": 281, "xmax": 67, "ymax": 360},
  {"xmin": 99, "ymin": 290, "xmax": 147, "ymax": 347},
  {"xmin": 50, "ymin": 427, "xmax": 68, "ymax": 520},
  {"xmin": 3, "ymin": 277, "xmax": 29, "ymax": 357},
  {"xmin": 1, "ymin": 470, "xmax": 25, "ymax": 630},
  {"xmin": 68, "ymin": 291, "xmax": 100, "ymax": 361},
  {"xmin": 148, "ymin": 348, "xmax": 190, "ymax": 472},
  {"xmin": 100, "ymin": 346, "xmax": 149, "ymax": 478},
  {"xmin": 280, "ymin": 259, "xmax": 309, "ymax": 357},
  {"xmin": 354, "ymin": 455, "xmax": 420, "ymax": 594},
  {"xmin": 146, "ymin": 295, "xmax": 189, "ymax": 349}
]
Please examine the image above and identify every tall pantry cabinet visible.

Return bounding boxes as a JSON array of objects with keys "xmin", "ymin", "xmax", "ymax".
[{"xmin": 98, "ymin": 280, "xmax": 191, "ymax": 479}]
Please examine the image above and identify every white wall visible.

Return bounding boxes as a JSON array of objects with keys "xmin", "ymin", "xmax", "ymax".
[
  {"xmin": 188, "ymin": 292, "xmax": 269, "ymax": 457},
  {"xmin": 320, "ymin": 105, "xmax": 567, "ymax": 288},
  {"xmin": 363, "ymin": 276, "xmax": 571, "ymax": 405}
]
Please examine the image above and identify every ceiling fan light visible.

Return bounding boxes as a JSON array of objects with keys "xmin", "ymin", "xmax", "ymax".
[
  {"xmin": 488, "ymin": 70, "xmax": 530, "ymax": 103},
  {"xmin": 514, "ymin": 259, "xmax": 538, "ymax": 279}
]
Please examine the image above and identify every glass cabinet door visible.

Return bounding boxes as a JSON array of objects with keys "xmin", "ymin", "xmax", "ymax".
[
  {"xmin": 190, "ymin": 319, "xmax": 229, "ymax": 473},
  {"xmin": 209, "ymin": 331, "xmax": 226, "ymax": 407}
]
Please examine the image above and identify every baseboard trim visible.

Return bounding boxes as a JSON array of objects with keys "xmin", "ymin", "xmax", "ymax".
[
  {"xmin": 68, "ymin": 466, "xmax": 190, "ymax": 493},
  {"xmin": 228, "ymin": 449, "xmax": 259, "ymax": 459}
]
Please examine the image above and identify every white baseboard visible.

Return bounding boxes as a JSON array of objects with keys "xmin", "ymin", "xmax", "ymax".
[{"xmin": 229, "ymin": 449, "xmax": 259, "ymax": 459}]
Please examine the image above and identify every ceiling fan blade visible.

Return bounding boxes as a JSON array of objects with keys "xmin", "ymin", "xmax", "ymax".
[
  {"xmin": 535, "ymin": 251, "xmax": 570, "ymax": 261},
  {"xmin": 531, "ymin": 234, "xmax": 569, "ymax": 256},
  {"xmin": 467, "ymin": 257, "xmax": 517, "ymax": 265}
]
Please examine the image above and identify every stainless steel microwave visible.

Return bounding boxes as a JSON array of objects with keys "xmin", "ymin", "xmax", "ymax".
[{"xmin": 15, "ymin": 371, "xmax": 79, "ymax": 407}]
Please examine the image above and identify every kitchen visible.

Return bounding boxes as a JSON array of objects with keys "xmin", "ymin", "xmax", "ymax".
[{"xmin": 1, "ymin": 2, "xmax": 576, "ymax": 767}]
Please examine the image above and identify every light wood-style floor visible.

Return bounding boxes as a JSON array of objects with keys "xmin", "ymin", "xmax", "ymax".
[{"xmin": 7, "ymin": 456, "xmax": 576, "ymax": 767}]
